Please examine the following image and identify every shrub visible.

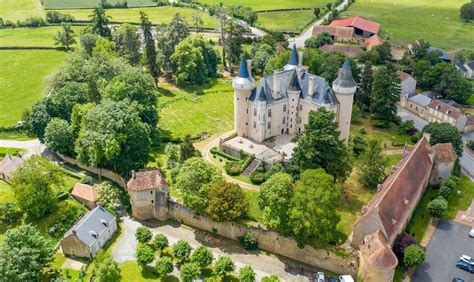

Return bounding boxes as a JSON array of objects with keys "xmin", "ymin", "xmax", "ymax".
[
  {"xmin": 80, "ymin": 175, "xmax": 93, "ymax": 185},
  {"xmin": 152, "ymin": 233, "xmax": 169, "ymax": 254},
  {"xmin": 172, "ymin": 240, "xmax": 193, "ymax": 264},
  {"xmin": 190, "ymin": 246, "xmax": 213, "ymax": 269},
  {"xmin": 393, "ymin": 232, "xmax": 417, "ymax": 259},
  {"xmin": 18, "ymin": 17, "xmax": 46, "ymax": 27},
  {"xmin": 46, "ymin": 11, "xmax": 75, "ymax": 23},
  {"xmin": 403, "ymin": 244, "xmax": 425, "ymax": 268},
  {"xmin": 438, "ymin": 184, "xmax": 451, "ymax": 200},
  {"xmin": 210, "ymin": 147, "xmax": 240, "ymax": 162},
  {"xmin": 155, "ymin": 257, "xmax": 173, "ymax": 278},
  {"xmin": 214, "ymin": 256, "xmax": 235, "ymax": 277},
  {"xmin": 460, "ymin": 1, "xmax": 474, "ymax": 20},
  {"xmin": 238, "ymin": 232, "xmax": 258, "ymax": 250},
  {"xmin": 250, "ymin": 171, "xmax": 266, "ymax": 185},
  {"xmin": 239, "ymin": 265, "xmax": 256, "ymax": 282},
  {"xmin": 180, "ymin": 262, "xmax": 200, "ymax": 282},
  {"xmin": 0, "ymin": 202, "xmax": 22, "ymax": 225},
  {"xmin": 136, "ymin": 244, "xmax": 155, "ymax": 268},
  {"xmin": 225, "ymin": 161, "xmax": 242, "ymax": 176},
  {"xmin": 135, "ymin": 227, "xmax": 152, "ymax": 244},
  {"xmin": 261, "ymin": 275, "xmax": 281, "ymax": 282},
  {"xmin": 427, "ymin": 197, "xmax": 448, "ymax": 218},
  {"xmin": 467, "ymin": 140, "xmax": 474, "ymax": 151}
]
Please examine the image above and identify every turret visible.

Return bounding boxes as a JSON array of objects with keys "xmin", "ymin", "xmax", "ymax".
[
  {"xmin": 233, "ymin": 57, "xmax": 254, "ymax": 137},
  {"xmin": 332, "ymin": 58, "xmax": 357, "ymax": 144},
  {"xmin": 287, "ymin": 70, "xmax": 301, "ymax": 134},
  {"xmin": 284, "ymin": 45, "xmax": 299, "ymax": 71}
]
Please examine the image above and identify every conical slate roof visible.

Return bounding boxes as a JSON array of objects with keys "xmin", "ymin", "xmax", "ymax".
[
  {"xmin": 333, "ymin": 58, "xmax": 356, "ymax": 88},
  {"xmin": 289, "ymin": 45, "xmax": 298, "ymax": 66},
  {"xmin": 237, "ymin": 57, "xmax": 250, "ymax": 78},
  {"xmin": 288, "ymin": 70, "xmax": 301, "ymax": 91}
]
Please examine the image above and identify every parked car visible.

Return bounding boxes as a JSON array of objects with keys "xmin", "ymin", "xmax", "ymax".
[
  {"xmin": 316, "ymin": 272, "xmax": 325, "ymax": 282},
  {"xmin": 469, "ymin": 228, "xmax": 474, "ymax": 238},
  {"xmin": 452, "ymin": 278, "xmax": 465, "ymax": 282},
  {"xmin": 328, "ymin": 278, "xmax": 338, "ymax": 282},
  {"xmin": 456, "ymin": 260, "xmax": 474, "ymax": 273},
  {"xmin": 339, "ymin": 275, "xmax": 355, "ymax": 282},
  {"xmin": 460, "ymin": 255, "xmax": 474, "ymax": 265}
]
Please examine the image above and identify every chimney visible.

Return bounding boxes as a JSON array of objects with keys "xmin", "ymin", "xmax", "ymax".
[
  {"xmin": 72, "ymin": 229, "xmax": 77, "ymax": 235},
  {"xmin": 308, "ymin": 76, "xmax": 315, "ymax": 98},
  {"xmin": 273, "ymin": 71, "xmax": 280, "ymax": 98},
  {"xmin": 131, "ymin": 170, "xmax": 136, "ymax": 179},
  {"xmin": 298, "ymin": 51, "xmax": 304, "ymax": 67},
  {"xmin": 246, "ymin": 59, "xmax": 252, "ymax": 77}
]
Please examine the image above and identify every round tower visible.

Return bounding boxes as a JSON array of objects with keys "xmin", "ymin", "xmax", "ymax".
[
  {"xmin": 232, "ymin": 57, "xmax": 254, "ymax": 137},
  {"xmin": 332, "ymin": 58, "xmax": 357, "ymax": 144}
]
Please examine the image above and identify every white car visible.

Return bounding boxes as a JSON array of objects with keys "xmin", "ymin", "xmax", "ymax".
[
  {"xmin": 316, "ymin": 272, "xmax": 325, "ymax": 282},
  {"xmin": 339, "ymin": 275, "xmax": 355, "ymax": 282},
  {"xmin": 469, "ymin": 228, "xmax": 474, "ymax": 238},
  {"xmin": 461, "ymin": 255, "xmax": 474, "ymax": 266}
]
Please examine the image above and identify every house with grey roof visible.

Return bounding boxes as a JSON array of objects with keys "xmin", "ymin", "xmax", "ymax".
[
  {"xmin": 61, "ymin": 206, "xmax": 117, "ymax": 258},
  {"xmin": 400, "ymin": 93, "xmax": 432, "ymax": 120},
  {"xmin": 455, "ymin": 61, "xmax": 474, "ymax": 79}
]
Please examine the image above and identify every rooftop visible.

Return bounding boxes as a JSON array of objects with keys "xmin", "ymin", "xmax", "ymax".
[
  {"xmin": 363, "ymin": 34, "xmax": 384, "ymax": 51},
  {"xmin": 433, "ymin": 143, "xmax": 457, "ymax": 163},
  {"xmin": 407, "ymin": 93, "xmax": 431, "ymax": 107},
  {"xmin": 329, "ymin": 16, "xmax": 381, "ymax": 34},
  {"xmin": 312, "ymin": 25, "xmax": 354, "ymax": 38},
  {"xmin": 427, "ymin": 100, "xmax": 464, "ymax": 120},
  {"xmin": 127, "ymin": 170, "xmax": 167, "ymax": 191},
  {"xmin": 71, "ymin": 183, "xmax": 98, "ymax": 203}
]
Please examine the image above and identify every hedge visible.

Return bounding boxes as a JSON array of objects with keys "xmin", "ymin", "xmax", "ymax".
[
  {"xmin": 210, "ymin": 147, "xmax": 240, "ymax": 162},
  {"xmin": 225, "ymin": 161, "xmax": 242, "ymax": 176}
]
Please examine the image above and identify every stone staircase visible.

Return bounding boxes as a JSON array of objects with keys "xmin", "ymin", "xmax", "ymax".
[{"xmin": 241, "ymin": 159, "xmax": 261, "ymax": 177}]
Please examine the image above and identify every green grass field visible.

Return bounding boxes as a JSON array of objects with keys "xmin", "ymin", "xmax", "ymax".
[
  {"xmin": 0, "ymin": 50, "xmax": 67, "ymax": 126},
  {"xmin": 158, "ymin": 78, "xmax": 234, "ymax": 139},
  {"xmin": 0, "ymin": 147, "xmax": 25, "ymax": 159},
  {"xmin": 446, "ymin": 175, "xmax": 474, "ymax": 219},
  {"xmin": 195, "ymin": 0, "xmax": 327, "ymax": 12},
  {"xmin": 43, "ymin": 0, "xmax": 157, "ymax": 9},
  {"xmin": 342, "ymin": 0, "xmax": 474, "ymax": 50},
  {"xmin": 0, "ymin": 26, "xmax": 82, "ymax": 47},
  {"xmin": 256, "ymin": 9, "xmax": 315, "ymax": 32},
  {"xmin": 56, "ymin": 6, "xmax": 218, "ymax": 28},
  {"xmin": 0, "ymin": 0, "xmax": 45, "ymax": 22}
]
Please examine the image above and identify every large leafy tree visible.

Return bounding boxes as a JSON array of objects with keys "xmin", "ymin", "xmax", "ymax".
[
  {"xmin": 180, "ymin": 262, "xmax": 200, "ymax": 282},
  {"xmin": 155, "ymin": 257, "xmax": 173, "ymax": 278},
  {"xmin": 422, "ymin": 122, "xmax": 463, "ymax": 157},
  {"xmin": 403, "ymin": 245, "xmax": 426, "ymax": 268},
  {"xmin": 214, "ymin": 256, "xmax": 235, "ymax": 278},
  {"xmin": 29, "ymin": 101, "xmax": 52, "ymax": 141},
  {"xmin": 370, "ymin": 64, "xmax": 401, "ymax": 125},
  {"xmin": 206, "ymin": 182, "xmax": 249, "ymax": 222},
  {"xmin": 257, "ymin": 172, "xmax": 293, "ymax": 234},
  {"xmin": 44, "ymin": 118, "xmax": 75, "ymax": 156},
  {"xmin": 172, "ymin": 240, "xmax": 193, "ymax": 264},
  {"xmin": 45, "ymin": 81, "xmax": 90, "ymax": 121},
  {"xmin": 0, "ymin": 225, "xmax": 54, "ymax": 281},
  {"xmin": 93, "ymin": 250, "xmax": 121, "ymax": 282},
  {"xmin": 113, "ymin": 23, "xmax": 140, "ymax": 65},
  {"xmin": 80, "ymin": 33, "xmax": 98, "ymax": 56},
  {"xmin": 422, "ymin": 63, "xmax": 471, "ymax": 104},
  {"xmin": 89, "ymin": 7, "xmax": 112, "ymax": 39},
  {"xmin": 11, "ymin": 156, "xmax": 64, "ymax": 218},
  {"xmin": 136, "ymin": 244, "xmax": 155, "ymax": 268},
  {"xmin": 54, "ymin": 23, "xmax": 76, "ymax": 50},
  {"xmin": 179, "ymin": 134, "xmax": 199, "ymax": 163},
  {"xmin": 304, "ymin": 32, "xmax": 333, "ymax": 49},
  {"xmin": 360, "ymin": 139, "xmax": 387, "ymax": 189},
  {"xmin": 356, "ymin": 61, "xmax": 373, "ymax": 111},
  {"xmin": 239, "ymin": 265, "xmax": 256, "ymax": 282},
  {"xmin": 224, "ymin": 18, "xmax": 245, "ymax": 70},
  {"xmin": 190, "ymin": 246, "xmax": 213, "ymax": 270},
  {"xmin": 140, "ymin": 11, "xmax": 159, "ymax": 80},
  {"xmin": 156, "ymin": 13, "xmax": 190, "ymax": 73},
  {"xmin": 290, "ymin": 108, "xmax": 352, "ymax": 182},
  {"xmin": 75, "ymin": 99, "xmax": 151, "ymax": 176},
  {"xmin": 288, "ymin": 169, "xmax": 341, "ymax": 247},
  {"xmin": 175, "ymin": 157, "xmax": 223, "ymax": 213}
]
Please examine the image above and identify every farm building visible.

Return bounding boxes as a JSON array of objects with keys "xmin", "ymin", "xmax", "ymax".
[
  {"xmin": 329, "ymin": 16, "xmax": 380, "ymax": 38},
  {"xmin": 319, "ymin": 44, "xmax": 363, "ymax": 58},
  {"xmin": 312, "ymin": 25, "xmax": 355, "ymax": 42},
  {"xmin": 362, "ymin": 34, "xmax": 384, "ymax": 51},
  {"xmin": 71, "ymin": 183, "xmax": 98, "ymax": 210}
]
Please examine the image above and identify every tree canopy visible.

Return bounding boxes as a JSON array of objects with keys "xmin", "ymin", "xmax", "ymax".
[
  {"xmin": 422, "ymin": 122, "xmax": 463, "ymax": 156},
  {"xmin": 370, "ymin": 65, "xmax": 401, "ymax": 125},
  {"xmin": 360, "ymin": 139, "xmax": 387, "ymax": 188},
  {"xmin": 206, "ymin": 182, "xmax": 249, "ymax": 222}
]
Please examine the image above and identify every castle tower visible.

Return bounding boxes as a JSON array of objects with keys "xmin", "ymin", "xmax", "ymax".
[
  {"xmin": 287, "ymin": 70, "xmax": 301, "ymax": 134},
  {"xmin": 284, "ymin": 45, "xmax": 299, "ymax": 71},
  {"xmin": 232, "ymin": 57, "xmax": 254, "ymax": 137},
  {"xmin": 256, "ymin": 88, "xmax": 267, "ymax": 142},
  {"xmin": 332, "ymin": 58, "xmax": 357, "ymax": 144}
]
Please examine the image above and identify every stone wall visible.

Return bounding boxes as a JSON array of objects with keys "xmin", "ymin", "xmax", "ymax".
[{"xmin": 166, "ymin": 200, "xmax": 358, "ymax": 276}]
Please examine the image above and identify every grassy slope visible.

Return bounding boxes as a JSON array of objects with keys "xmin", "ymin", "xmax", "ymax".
[
  {"xmin": 342, "ymin": 0, "xmax": 474, "ymax": 50},
  {"xmin": 0, "ymin": 26, "xmax": 82, "ymax": 47},
  {"xmin": 0, "ymin": 50, "xmax": 67, "ymax": 126},
  {"xmin": 350, "ymin": 117, "xmax": 413, "ymax": 149},
  {"xmin": 157, "ymin": 78, "xmax": 234, "ymax": 139},
  {"xmin": 195, "ymin": 0, "xmax": 327, "ymax": 11},
  {"xmin": 43, "ymin": 0, "xmax": 156, "ymax": 9},
  {"xmin": 446, "ymin": 175, "xmax": 474, "ymax": 219},
  {"xmin": 256, "ymin": 9, "xmax": 315, "ymax": 32},
  {"xmin": 56, "ymin": 6, "xmax": 218, "ymax": 28},
  {"xmin": 0, "ymin": 0, "xmax": 45, "ymax": 22}
]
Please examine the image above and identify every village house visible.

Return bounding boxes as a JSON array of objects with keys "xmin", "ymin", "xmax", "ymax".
[
  {"xmin": 71, "ymin": 182, "xmax": 98, "ymax": 210},
  {"xmin": 329, "ymin": 16, "xmax": 380, "ymax": 38},
  {"xmin": 312, "ymin": 25, "xmax": 355, "ymax": 42},
  {"xmin": 427, "ymin": 99, "xmax": 469, "ymax": 132},
  {"xmin": 397, "ymin": 71, "xmax": 416, "ymax": 95},
  {"xmin": 61, "ymin": 206, "xmax": 117, "ymax": 259},
  {"xmin": 400, "ymin": 93, "xmax": 431, "ymax": 119},
  {"xmin": 455, "ymin": 60, "xmax": 474, "ymax": 79}
]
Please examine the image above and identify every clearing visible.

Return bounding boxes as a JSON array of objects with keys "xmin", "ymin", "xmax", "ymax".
[
  {"xmin": 256, "ymin": 9, "xmax": 315, "ymax": 33},
  {"xmin": 0, "ymin": 50, "xmax": 67, "ymax": 126},
  {"xmin": 0, "ymin": 26, "xmax": 82, "ymax": 48},
  {"xmin": 342, "ymin": 0, "xmax": 474, "ymax": 50},
  {"xmin": 42, "ymin": 0, "xmax": 157, "ymax": 9},
  {"xmin": 0, "ymin": 0, "xmax": 45, "ymax": 22}
]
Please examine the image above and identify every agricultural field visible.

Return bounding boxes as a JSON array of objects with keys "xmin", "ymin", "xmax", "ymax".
[
  {"xmin": 0, "ymin": 50, "xmax": 67, "ymax": 126},
  {"xmin": 157, "ymin": 78, "xmax": 234, "ymax": 139},
  {"xmin": 42, "ymin": 0, "xmax": 157, "ymax": 9},
  {"xmin": 342, "ymin": 0, "xmax": 474, "ymax": 50},
  {"xmin": 195, "ymin": 0, "xmax": 328, "ymax": 12},
  {"xmin": 56, "ymin": 6, "xmax": 219, "ymax": 28},
  {"xmin": 0, "ymin": 26, "xmax": 82, "ymax": 47},
  {"xmin": 0, "ymin": 0, "xmax": 45, "ymax": 22},
  {"xmin": 256, "ymin": 9, "xmax": 315, "ymax": 33}
]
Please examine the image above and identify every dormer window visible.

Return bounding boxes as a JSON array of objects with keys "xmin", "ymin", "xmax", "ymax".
[
  {"xmin": 436, "ymin": 105, "xmax": 441, "ymax": 110},
  {"xmin": 100, "ymin": 219, "xmax": 108, "ymax": 227},
  {"xmin": 446, "ymin": 110, "xmax": 452, "ymax": 114},
  {"xmin": 90, "ymin": 230, "xmax": 98, "ymax": 238}
]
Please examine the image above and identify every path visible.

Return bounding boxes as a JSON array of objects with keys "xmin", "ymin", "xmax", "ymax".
[
  {"xmin": 288, "ymin": 0, "xmax": 350, "ymax": 48},
  {"xmin": 112, "ymin": 216, "xmax": 322, "ymax": 281},
  {"xmin": 0, "ymin": 139, "xmax": 45, "ymax": 157}
]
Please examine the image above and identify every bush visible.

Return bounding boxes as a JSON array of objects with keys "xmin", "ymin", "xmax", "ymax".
[
  {"xmin": 225, "ymin": 161, "xmax": 242, "ymax": 176},
  {"xmin": 136, "ymin": 244, "xmax": 155, "ymax": 268},
  {"xmin": 179, "ymin": 262, "xmax": 200, "ymax": 282},
  {"xmin": 393, "ymin": 232, "xmax": 417, "ymax": 259},
  {"xmin": 214, "ymin": 256, "xmax": 235, "ymax": 277},
  {"xmin": 17, "ymin": 17, "xmax": 46, "ymax": 27},
  {"xmin": 190, "ymin": 246, "xmax": 213, "ymax": 269},
  {"xmin": 46, "ymin": 11, "xmax": 75, "ymax": 23},
  {"xmin": 427, "ymin": 197, "xmax": 448, "ymax": 218},
  {"xmin": 261, "ymin": 275, "xmax": 281, "ymax": 282},
  {"xmin": 403, "ymin": 244, "xmax": 425, "ymax": 268},
  {"xmin": 467, "ymin": 140, "xmax": 474, "ymax": 151},
  {"xmin": 250, "ymin": 169, "xmax": 266, "ymax": 185},
  {"xmin": 239, "ymin": 265, "xmax": 256, "ymax": 282},
  {"xmin": 154, "ymin": 257, "xmax": 173, "ymax": 278},
  {"xmin": 135, "ymin": 227, "xmax": 152, "ymax": 244},
  {"xmin": 0, "ymin": 202, "xmax": 22, "ymax": 225},
  {"xmin": 438, "ymin": 184, "xmax": 451, "ymax": 200},
  {"xmin": 210, "ymin": 147, "xmax": 240, "ymax": 162},
  {"xmin": 80, "ymin": 175, "xmax": 93, "ymax": 185},
  {"xmin": 152, "ymin": 233, "xmax": 169, "ymax": 254},
  {"xmin": 238, "ymin": 232, "xmax": 258, "ymax": 250},
  {"xmin": 460, "ymin": 1, "xmax": 474, "ymax": 20},
  {"xmin": 172, "ymin": 240, "xmax": 193, "ymax": 264}
]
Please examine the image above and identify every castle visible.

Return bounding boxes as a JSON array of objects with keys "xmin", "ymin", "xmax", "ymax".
[{"xmin": 233, "ymin": 45, "xmax": 356, "ymax": 144}]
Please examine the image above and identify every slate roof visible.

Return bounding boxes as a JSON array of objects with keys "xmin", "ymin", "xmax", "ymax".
[
  {"xmin": 334, "ymin": 58, "xmax": 357, "ymax": 88},
  {"xmin": 467, "ymin": 61, "xmax": 474, "ymax": 70},
  {"xmin": 428, "ymin": 100, "xmax": 464, "ymax": 120},
  {"xmin": 127, "ymin": 170, "xmax": 167, "ymax": 191},
  {"xmin": 329, "ymin": 16, "xmax": 381, "ymax": 34},
  {"xmin": 64, "ymin": 206, "xmax": 115, "ymax": 246},
  {"xmin": 312, "ymin": 25, "xmax": 354, "ymax": 38},
  {"xmin": 455, "ymin": 61, "xmax": 468, "ymax": 73},
  {"xmin": 428, "ymin": 47, "xmax": 451, "ymax": 61},
  {"xmin": 237, "ymin": 57, "xmax": 250, "ymax": 78},
  {"xmin": 71, "ymin": 183, "xmax": 98, "ymax": 203},
  {"xmin": 407, "ymin": 94, "xmax": 431, "ymax": 107}
]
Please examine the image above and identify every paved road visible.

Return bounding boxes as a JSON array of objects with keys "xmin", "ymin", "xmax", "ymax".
[
  {"xmin": 112, "ymin": 216, "xmax": 324, "ymax": 281},
  {"xmin": 413, "ymin": 220, "xmax": 474, "ymax": 282},
  {"xmin": 288, "ymin": 0, "xmax": 349, "ymax": 48},
  {"xmin": 0, "ymin": 139, "xmax": 45, "ymax": 157}
]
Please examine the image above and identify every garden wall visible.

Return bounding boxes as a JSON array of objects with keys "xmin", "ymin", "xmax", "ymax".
[{"xmin": 166, "ymin": 200, "xmax": 358, "ymax": 276}]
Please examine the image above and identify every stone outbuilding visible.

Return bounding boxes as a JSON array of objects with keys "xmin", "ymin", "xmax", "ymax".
[
  {"xmin": 358, "ymin": 231, "xmax": 398, "ymax": 282},
  {"xmin": 61, "ymin": 206, "xmax": 117, "ymax": 259},
  {"xmin": 71, "ymin": 183, "xmax": 98, "ymax": 209}
]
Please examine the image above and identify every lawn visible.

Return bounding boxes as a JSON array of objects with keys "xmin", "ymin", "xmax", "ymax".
[
  {"xmin": 0, "ymin": 0, "xmax": 45, "ymax": 22},
  {"xmin": 406, "ymin": 186, "xmax": 437, "ymax": 242},
  {"xmin": 118, "ymin": 261, "xmax": 178, "ymax": 281},
  {"xmin": 446, "ymin": 175, "xmax": 474, "ymax": 219},
  {"xmin": 195, "ymin": 0, "xmax": 328, "ymax": 12},
  {"xmin": 341, "ymin": 0, "xmax": 474, "ymax": 50},
  {"xmin": 43, "ymin": 0, "xmax": 157, "ymax": 9},
  {"xmin": 158, "ymin": 78, "xmax": 234, "ymax": 139},
  {"xmin": 0, "ymin": 50, "xmax": 67, "ymax": 126},
  {"xmin": 243, "ymin": 189, "xmax": 264, "ymax": 223},
  {"xmin": 0, "ymin": 147, "xmax": 25, "ymax": 159},
  {"xmin": 256, "ymin": 9, "xmax": 315, "ymax": 33},
  {"xmin": 56, "ymin": 6, "xmax": 218, "ymax": 28},
  {"xmin": 0, "ymin": 26, "xmax": 82, "ymax": 48}
]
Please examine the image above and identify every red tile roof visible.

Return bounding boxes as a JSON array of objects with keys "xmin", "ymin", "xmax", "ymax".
[
  {"xmin": 360, "ymin": 231, "xmax": 398, "ymax": 268},
  {"xmin": 433, "ymin": 143, "xmax": 457, "ymax": 163},
  {"xmin": 428, "ymin": 100, "xmax": 464, "ymax": 120},
  {"xmin": 397, "ymin": 71, "xmax": 413, "ymax": 82},
  {"xmin": 329, "ymin": 16, "xmax": 381, "ymax": 34},
  {"xmin": 319, "ymin": 44, "xmax": 363, "ymax": 58},
  {"xmin": 312, "ymin": 25, "xmax": 354, "ymax": 38},
  {"xmin": 71, "ymin": 183, "xmax": 98, "ymax": 203},
  {"xmin": 466, "ymin": 116, "xmax": 474, "ymax": 126},
  {"xmin": 127, "ymin": 170, "xmax": 167, "ymax": 191},
  {"xmin": 363, "ymin": 34, "xmax": 384, "ymax": 51}
]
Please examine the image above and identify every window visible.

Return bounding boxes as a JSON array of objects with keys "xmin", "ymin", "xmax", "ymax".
[
  {"xmin": 267, "ymin": 122, "xmax": 271, "ymax": 129},
  {"xmin": 150, "ymin": 191, "xmax": 153, "ymax": 194},
  {"xmin": 292, "ymin": 99, "xmax": 294, "ymax": 102},
  {"xmin": 268, "ymin": 109, "xmax": 272, "ymax": 118},
  {"xmin": 237, "ymin": 98, "xmax": 239, "ymax": 101},
  {"xmin": 282, "ymin": 117, "xmax": 286, "ymax": 124},
  {"xmin": 290, "ymin": 118, "xmax": 293, "ymax": 122},
  {"xmin": 253, "ymin": 122, "xmax": 256, "ymax": 129},
  {"xmin": 253, "ymin": 109, "xmax": 257, "ymax": 116},
  {"xmin": 298, "ymin": 117, "xmax": 302, "ymax": 123},
  {"xmin": 283, "ymin": 105, "xmax": 287, "ymax": 112},
  {"xmin": 246, "ymin": 109, "xmax": 248, "ymax": 114},
  {"xmin": 245, "ymin": 97, "xmax": 248, "ymax": 101}
]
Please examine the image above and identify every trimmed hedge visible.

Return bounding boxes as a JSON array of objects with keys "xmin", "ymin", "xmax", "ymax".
[
  {"xmin": 210, "ymin": 147, "xmax": 240, "ymax": 162},
  {"xmin": 240, "ymin": 154, "xmax": 255, "ymax": 171},
  {"xmin": 250, "ymin": 168, "xmax": 266, "ymax": 185},
  {"xmin": 225, "ymin": 161, "xmax": 242, "ymax": 176}
]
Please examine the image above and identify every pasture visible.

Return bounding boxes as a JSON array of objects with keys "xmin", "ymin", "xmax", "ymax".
[
  {"xmin": 0, "ymin": 26, "xmax": 82, "ymax": 47},
  {"xmin": 0, "ymin": 0, "xmax": 45, "ymax": 22},
  {"xmin": 195, "ymin": 0, "xmax": 327, "ymax": 12},
  {"xmin": 256, "ymin": 9, "xmax": 315, "ymax": 33},
  {"xmin": 0, "ymin": 50, "xmax": 67, "ymax": 126},
  {"xmin": 56, "ymin": 6, "xmax": 219, "ymax": 28},
  {"xmin": 157, "ymin": 78, "xmax": 234, "ymax": 139},
  {"xmin": 342, "ymin": 0, "xmax": 474, "ymax": 50},
  {"xmin": 43, "ymin": 0, "xmax": 157, "ymax": 9}
]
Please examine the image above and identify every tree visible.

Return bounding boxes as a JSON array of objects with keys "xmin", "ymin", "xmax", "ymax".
[
  {"xmin": 224, "ymin": 18, "xmax": 245, "ymax": 70},
  {"xmin": 422, "ymin": 122, "xmax": 463, "ymax": 156},
  {"xmin": 152, "ymin": 234, "xmax": 169, "ymax": 255},
  {"xmin": 216, "ymin": 5, "xmax": 228, "ymax": 69},
  {"xmin": 370, "ymin": 65, "xmax": 401, "ymax": 125},
  {"xmin": 0, "ymin": 225, "xmax": 54, "ymax": 281},
  {"xmin": 439, "ymin": 184, "xmax": 451, "ymax": 200},
  {"xmin": 258, "ymin": 172, "xmax": 293, "ymax": 233},
  {"xmin": 314, "ymin": 7, "xmax": 321, "ymax": 17},
  {"xmin": 427, "ymin": 197, "xmax": 448, "ymax": 218},
  {"xmin": 80, "ymin": 33, "xmax": 98, "ymax": 56},
  {"xmin": 54, "ymin": 23, "xmax": 76, "ymax": 50},
  {"xmin": 0, "ymin": 202, "xmax": 21, "ymax": 225},
  {"xmin": 135, "ymin": 227, "xmax": 152, "ymax": 244},
  {"xmin": 155, "ymin": 257, "xmax": 173, "ymax": 278},
  {"xmin": 172, "ymin": 240, "xmax": 193, "ymax": 264},
  {"xmin": 156, "ymin": 13, "xmax": 190, "ymax": 73},
  {"xmin": 45, "ymin": 81, "xmax": 90, "ymax": 121},
  {"xmin": 239, "ymin": 265, "xmax": 256, "ymax": 282},
  {"xmin": 421, "ymin": 63, "xmax": 471, "ymax": 104},
  {"xmin": 351, "ymin": 133, "xmax": 366, "ymax": 156},
  {"xmin": 290, "ymin": 108, "xmax": 352, "ymax": 182},
  {"xmin": 89, "ymin": 7, "xmax": 112, "ymax": 39},
  {"xmin": 192, "ymin": 13, "xmax": 204, "ymax": 33},
  {"xmin": 180, "ymin": 134, "xmax": 199, "ymax": 163},
  {"xmin": 179, "ymin": 262, "xmax": 200, "ymax": 282},
  {"xmin": 94, "ymin": 250, "xmax": 121, "ymax": 282},
  {"xmin": 96, "ymin": 181, "xmax": 123, "ymax": 215},
  {"xmin": 113, "ymin": 23, "xmax": 140, "ymax": 65},
  {"xmin": 252, "ymin": 43, "xmax": 274, "ymax": 74},
  {"xmin": 393, "ymin": 232, "xmax": 417, "ymax": 260},
  {"xmin": 136, "ymin": 244, "xmax": 155, "ymax": 268},
  {"xmin": 29, "ymin": 101, "xmax": 51, "ymax": 141},
  {"xmin": 372, "ymin": 41, "xmax": 392, "ymax": 62},
  {"xmin": 356, "ymin": 61, "xmax": 373, "ymax": 111},
  {"xmin": 190, "ymin": 246, "xmax": 213, "ymax": 270},
  {"xmin": 238, "ymin": 232, "xmax": 258, "ymax": 250},
  {"xmin": 140, "ymin": 11, "xmax": 159, "ymax": 80},
  {"xmin": 360, "ymin": 139, "xmax": 387, "ymax": 188},
  {"xmin": 214, "ymin": 256, "xmax": 235, "ymax": 278},
  {"xmin": 304, "ymin": 32, "xmax": 333, "ymax": 49},
  {"xmin": 288, "ymin": 169, "xmax": 341, "ymax": 247},
  {"xmin": 11, "ymin": 156, "xmax": 63, "ymax": 218},
  {"xmin": 403, "ymin": 245, "xmax": 425, "ymax": 268},
  {"xmin": 206, "ymin": 182, "xmax": 249, "ymax": 222},
  {"xmin": 175, "ymin": 157, "xmax": 223, "ymax": 213},
  {"xmin": 44, "ymin": 118, "xmax": 74, "ymax": 156},
  {"xmin": 75, "ymin": 99, "xmax": 151, "ymax": 176},
  {"xmin": 261, "ymin": 275, "xmax": 281, "ymax": 282},
  {"xmin": 460, "ymin": 1, "xmax": 474, "ymax": 20}
]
